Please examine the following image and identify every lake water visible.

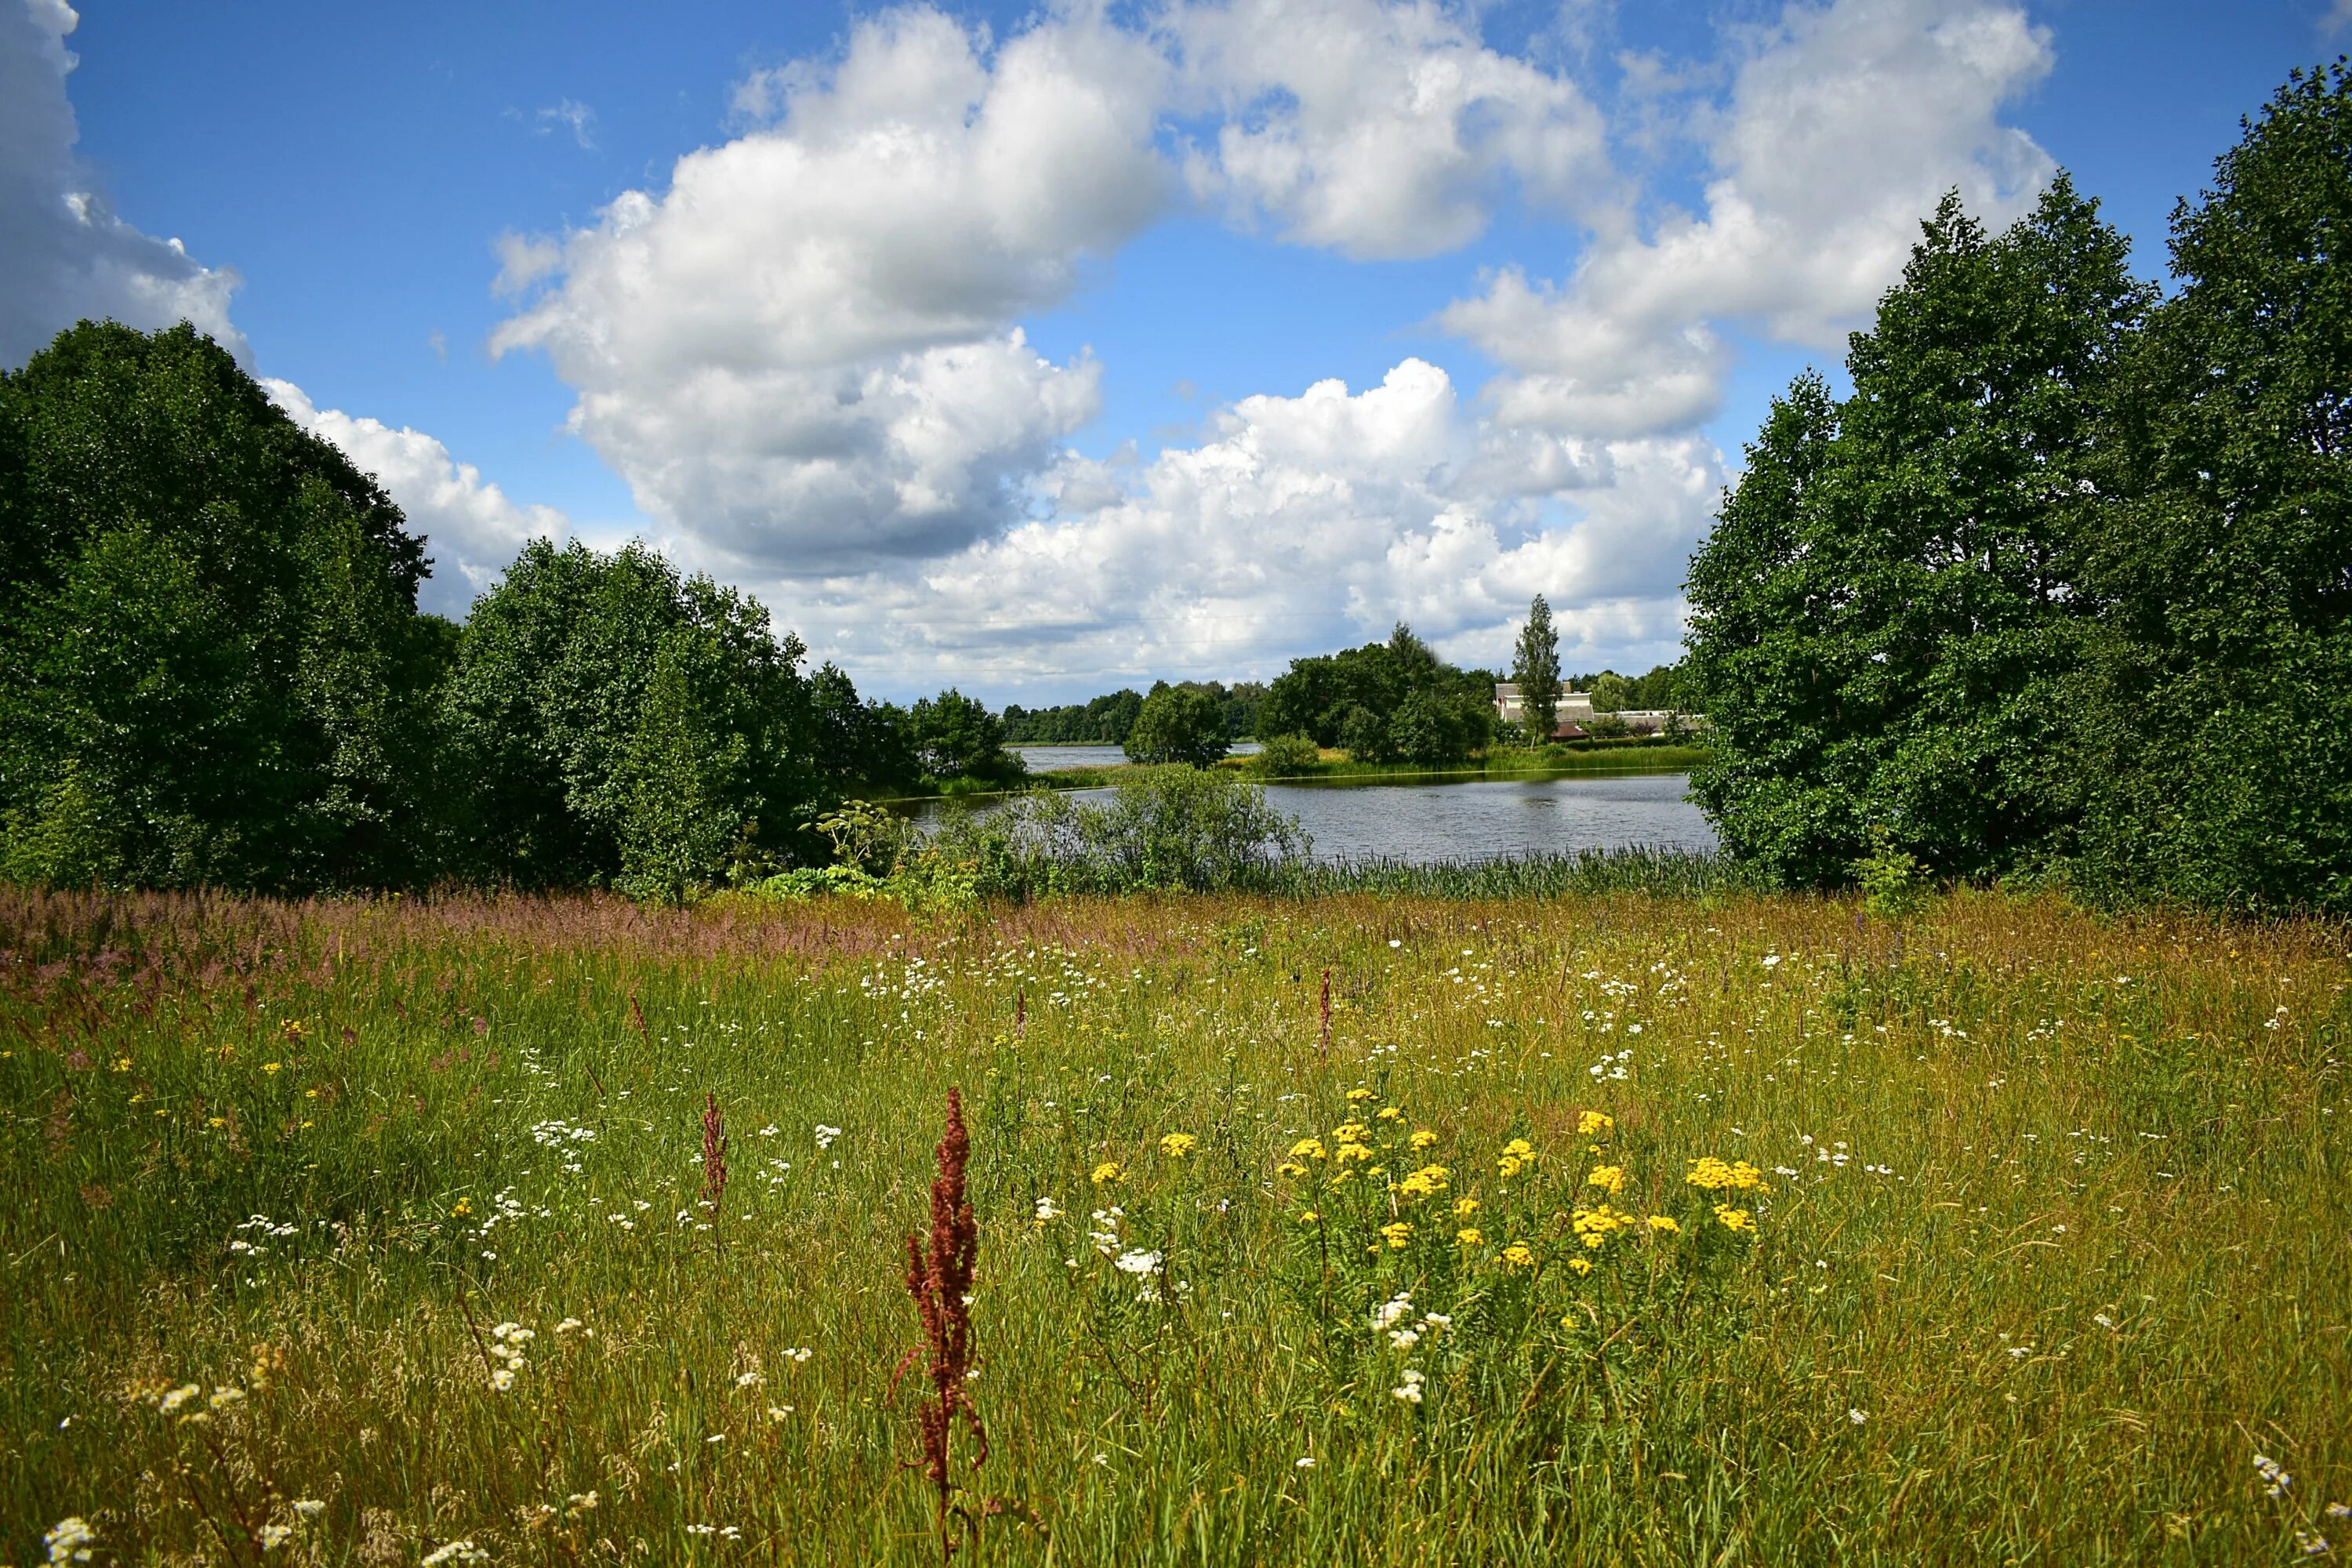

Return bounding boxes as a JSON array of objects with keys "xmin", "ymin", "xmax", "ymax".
[
  {"xmin": 952, "ymin": 764, "xmax": 1715, "ymax": 864},
  {"xmin": 1264, "ymin": 771, "xmax": 1713, "ymax": 863}
]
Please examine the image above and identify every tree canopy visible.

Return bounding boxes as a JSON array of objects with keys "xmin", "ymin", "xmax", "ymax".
[{"xmin": 1686, "ymin": 63, "xmax": 2352, "ymax": 912}]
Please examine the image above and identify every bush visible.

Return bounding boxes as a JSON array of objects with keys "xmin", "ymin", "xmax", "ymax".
[
  {"xmin": 1248, "ymin": 733, "xmax": 1322, "ymax": 777},
  {"xmin": 924, "ymin": 767, "xmax": 1310, "ymax": 898}
]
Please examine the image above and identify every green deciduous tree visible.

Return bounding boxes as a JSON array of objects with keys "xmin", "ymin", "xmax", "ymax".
[
  {"xmin": 1124, "ymin": 682, "xmax": 1231, "ymax": 767},
  {"xmin": 0, "ymin": 321, "xmax": 445, "ymax": 891},
  {"xmin": 2070, "ymin": 62, "xmax": 2352, "ymax": 912},
  {"xmin": 1511, "ymin": 595, "xmax": 1563, "ymax": 739},
  {"xmin": 1687, "ymin": 177, "xmax": 2151, "ymax": 887},
  {"xmin": 441, "ymin": 539, "xmax": 820, "ymax": 891},
  {"xmin": 909, "ymin": 689, "xmax": 1024, "ymax": 782}
]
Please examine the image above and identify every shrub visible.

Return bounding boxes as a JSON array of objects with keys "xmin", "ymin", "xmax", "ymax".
[
  {"xmin": 924, "ymin": 768, "xmax": 1310, "ymax": 898},
  {"xmin": 1248, "ymin": 733, "xmax": 1322, "ymax": 777}
]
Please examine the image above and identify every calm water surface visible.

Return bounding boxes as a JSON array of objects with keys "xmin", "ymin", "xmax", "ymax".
[
  {"xmin": 947, "ymin": 764, "xmax": 1714, "ymax": 864},
  {"xmin": 1265, "ymin": 771, "xmax": 1713, "ymax": 863}
]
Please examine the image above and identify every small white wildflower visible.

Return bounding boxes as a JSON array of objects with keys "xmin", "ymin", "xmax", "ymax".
[
  {"xmin": 815, "ymin": 1124, "xmax": 843, "ymax": 1150},
  {"xmin": 1296, "ymin": 1455, "xmax": 1316, "ymax": 1468},
  {"xmin": 209, "ymin": 1386, "xmax": 246, "ymax": 1410},
  {"xmin": 767, "ymin": 1405, "xmax": 795, "ymax": 1421},
  {"xmin": 489, "ymin": 1367, "xmax": 517, "ymax": 1392},
  {"xmin": 736, "ymin": 1371, "xmax": 764, "ymax": 1388},
  {"xmin": 258, "ymin": 1523, "xmax": 294, "ymax": 1551},
  {"xmin": 1388, "ymin": 1327, "xmax": 1421, "ymax": 1351},
  {"xmin": 1033, "ymin": 1197, "xmax": 1062, "ymax": 1223},
  {"xmin": 554, "ymin": 1318, "xmax": 583, "ymax": 1335},
  {"xmin": 158, "ymin": 1382, "xmax": 201, "ymax": 1414},
  {"xmin": 786, "ymin": 1347, "xmax": 813, "ymax": 1364},
  {"xmin": 420, "ymin": 1541, "xmax": 487, "ymax": 1566},
  {"xmin": 1391, "ymin": 1369, "xmax": 1426, "ymax": 1405},
  {"xmin": 1849, "ymin": 1409, "xmax": 1868, "ymax": 1425},
  {"xmin": 1113, "ymin": 1248, "xmax": 1163, "ymax": 1276},
  {"xmin": 45, "ymin": 1516, "xmax": 97, "ymax": 1564}
]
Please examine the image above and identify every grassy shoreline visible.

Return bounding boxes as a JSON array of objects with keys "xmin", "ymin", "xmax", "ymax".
[
  {"xmin": 4, "ymin": 884, "xmax": 2346, "ymax": 1563},
  {"xmin": 884, "ymin": 743, "xmax": 1708, "ymax": 804}
]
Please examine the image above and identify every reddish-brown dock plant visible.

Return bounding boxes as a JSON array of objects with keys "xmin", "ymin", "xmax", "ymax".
[{"xmin": 898, "ymin": 1087, "xmax": 986, "ymax": 1559}]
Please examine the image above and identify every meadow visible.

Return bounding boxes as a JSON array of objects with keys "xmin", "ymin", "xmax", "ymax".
[{"xmin": 2, "ymin": 882, "xmax": 2346, "ymax": 1565}]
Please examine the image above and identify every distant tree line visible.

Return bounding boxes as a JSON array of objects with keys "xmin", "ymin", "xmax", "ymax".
[
  {"xmin": 1686, "ymin": 64, "xmax": 2352, "ymax": 914},
  {"xmin": 1003, "ymin": 681, "xmax": 1264, "ymax": 745},
  {"xmin": 0, "ymin": 322, "xmax": 1022, "ymax": 896}
]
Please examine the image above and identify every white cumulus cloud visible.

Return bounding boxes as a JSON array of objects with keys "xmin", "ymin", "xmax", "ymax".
[
  {"xmin": 758, "ymin": 358, "xmax": 1715, "ymax": 695},
  {"xmin": 1442, "ymin": 0, "xmax": 2056, "ymax": 437},
  {"xmin": 1171, "ymin": 0, "xmax": 1613, "ymax": 259},
  {"xmin": 0, "ymin": 0, "xmax": 245, "ymax": 367},
  {"xmin": 264, "ymin": 380, "xmax": 568, "ymax": 619},
  {"xmin": 492, "ymin": 5, "xmax": 1169, "ymax": 570}
]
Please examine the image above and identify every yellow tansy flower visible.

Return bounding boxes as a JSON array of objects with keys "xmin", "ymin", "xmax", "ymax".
[{"xmin": 1159, "ymin": 1133, "xmax": 1198, "ymax": 1158}]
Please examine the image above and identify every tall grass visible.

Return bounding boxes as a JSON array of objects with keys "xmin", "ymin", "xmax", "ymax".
[{"xmin": 3, "ymin": 884, "xmax": 2346, "ymax": 1563}]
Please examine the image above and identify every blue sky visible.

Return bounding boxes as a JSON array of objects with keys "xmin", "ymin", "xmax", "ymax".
[{"xmin": 7, "ymin": 0, "xmax": 2345, "ymax": 701}]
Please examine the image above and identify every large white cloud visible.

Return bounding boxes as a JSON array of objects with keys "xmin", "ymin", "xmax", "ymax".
[
  {"xmin": 492, "ymin": 5, "xmax": 1168, "ymax": 570},
  {"xmin": 1442, "ymin": 0, "xmax": 2056, "ymax": 437},
  {"xmin": 1170, "ymin": 0, "xmax": 1613, "ymax": 260},
  {"xmin": 757, "ymin": 358, "xmax": 1715, "ymax": 695},
  {"xmin": 0, "ymin": 0, "xmax": 244, "ymax": 367},
  {"xmin": 263, "ymin": 381, "xmax": 568, "ymax": 619}
]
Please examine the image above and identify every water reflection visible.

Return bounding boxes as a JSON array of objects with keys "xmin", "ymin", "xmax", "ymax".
[{"xmin": 924, "ymin": 768, "xmax": 1715, "ymax": 865}]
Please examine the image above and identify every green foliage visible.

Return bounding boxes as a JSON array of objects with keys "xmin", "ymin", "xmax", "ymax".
[
  {"xmin": 1688, "ymin": 177, "xmax": 2154, "ymax": 890},
  {"xmin": 1258, "ymin": 623, "xmax": 1496, "ymax": 763},
  {"xmin": 1247, "ymin": 732, "xmax": 1323, "ymax": 777},
  {"xmin": 1338, "ymin": 703, "xmax": 1391, "ymax": 763},
  {"xmin": 1510, "ymin": 595, "xmax": 1564, "ymax": 739},
  {"xmin": 926, "ymin": 768, "xmax": 1310, "ymax": 897},
  {"xmin": 2067, "ymin": 62, "xmax": 2352, "ymax": 913},
  {"xmin": 441, "ymin": 539, "xmax": 821, "ymax": 893},
  {"xmin": 809, "ymin": 662, "xmax": 919, "ymax": 793},
  {"xmin": 1690, "ymin": 67, "xmax": 2352, "ymax": 915},
  {"xmin": 1000, "ymin": 688, "xmax": 1144, "ymax": 744},
  {"xmin": 1124, "ymin": 682, "xmax": 1232, "ymax": 767},
  {"xmin": 1587, "ymin": 671, "xmax": 1632, "ymax": 714},
  {"xmin": 1851, "ymin": 826, "xmax": 1929, "ymax": 920},
  {"xmin": 0, "ymin": 321, "xmax": 443, "ymax": 891},
  {"xmin": 909, "ymin": 689, "xmax": 1024, "ymax": 783}
]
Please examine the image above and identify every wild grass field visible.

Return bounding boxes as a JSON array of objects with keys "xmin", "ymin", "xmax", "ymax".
[{"xmin": 2, "ymin": 884, "xmax": 2347, "ymax": 1566}]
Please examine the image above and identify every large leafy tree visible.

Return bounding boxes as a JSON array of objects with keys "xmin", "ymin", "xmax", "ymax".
[
  {"xmin": 441, "ymin": 539, "xmax": 822, "ymax": 891},
  {"xmin": 1687, "ymin": 179, "xmax": 2152, "ymax": 885},
  {"xmin": 2071, "ymin": 62, "xmax": 2352, "ymax": 912},
  {"xmin": 1124, "ymin": 682, "xmax": 1230, "ymax": 767},
  {"xmin": 0, "ymin": 321, "xmax": 448, "ymax": 891},
  {"xmin": 908, "ymin": 689, "xmax": 1023, "ymax": 782}
]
